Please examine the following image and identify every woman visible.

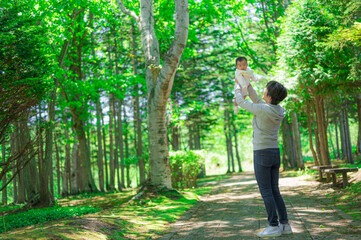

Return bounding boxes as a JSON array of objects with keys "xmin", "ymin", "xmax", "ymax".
[{"xmin": 235, "ymin": 81, "xmax": 292, "ymax": 238}]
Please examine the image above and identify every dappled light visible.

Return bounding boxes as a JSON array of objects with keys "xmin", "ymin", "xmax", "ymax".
[
  {"xmin": 162, "ymin": 173, "xmax": 361, "ymax": 239},
  {"xmin": 1, "ymin": 0, "xmax": 360, "ymax": 239}
]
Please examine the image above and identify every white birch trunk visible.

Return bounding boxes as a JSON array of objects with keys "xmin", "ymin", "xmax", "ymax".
[{"xmin": 117, "ymin": 0, "xmax": 189, "ymax": 189}]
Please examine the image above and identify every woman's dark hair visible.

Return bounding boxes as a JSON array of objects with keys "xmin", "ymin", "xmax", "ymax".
[
  {"xmin": 236, "ymin": 57, "xmax": 247, "ymax": 65},
  {"xmin": 266, "ymin": 81, "xmax": 287, "ymax": 105}
]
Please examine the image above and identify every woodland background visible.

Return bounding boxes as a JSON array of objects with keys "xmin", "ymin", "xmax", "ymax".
[{"xmin": 1, "ymin": 0, "xmax": 361, "ymax": 209}]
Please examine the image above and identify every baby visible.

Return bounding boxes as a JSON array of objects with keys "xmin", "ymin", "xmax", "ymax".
[{"xmin": 234, "ymin": 57, "xmax": 256, "ymax": 114}]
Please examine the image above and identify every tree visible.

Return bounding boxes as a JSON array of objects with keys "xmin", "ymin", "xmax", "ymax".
[
  {"xmin": 117, "ymin": 0, "xmax": 189, "ymax": 190},
  {"xmin": 0, "ymin": 4, "xmax": 50, "ymax": 195},
  {"xmin": 275, "ymin": 0, "xmax": 337, "ymax": 165}
]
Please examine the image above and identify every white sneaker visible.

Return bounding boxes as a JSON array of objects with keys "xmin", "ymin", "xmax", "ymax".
[
  {"xmin": 279, "ymin": 223, "xmax": 293, "ymax": 235},
  {"xmin": 257, "ymin": 225, "xmax": 282, "ymax": 238}
]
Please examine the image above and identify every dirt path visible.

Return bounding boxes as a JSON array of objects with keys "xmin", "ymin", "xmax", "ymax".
[{"xmin": 160, "ymin": 172, "xmax": 361, "ymax": 240}]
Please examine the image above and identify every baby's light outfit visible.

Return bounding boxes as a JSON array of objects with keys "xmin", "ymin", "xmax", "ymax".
[{"xmin": 234, "ymin": 67, "xmax": 256, "ymax": 114}]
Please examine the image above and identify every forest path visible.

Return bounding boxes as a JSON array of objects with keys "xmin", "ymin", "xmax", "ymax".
[{"xmin": 159, "ymin": 172, "xmax": 361, "ymax": 240}]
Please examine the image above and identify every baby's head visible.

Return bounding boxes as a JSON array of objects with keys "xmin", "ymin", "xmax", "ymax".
[{"xmin": 236, "ymin": 57, "xmax": 248, "ymax": 71}]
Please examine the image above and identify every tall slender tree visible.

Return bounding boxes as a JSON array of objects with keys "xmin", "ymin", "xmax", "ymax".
[{"xmin": 117, "ymin": 0, "xmax": 189, "ymax": 189}]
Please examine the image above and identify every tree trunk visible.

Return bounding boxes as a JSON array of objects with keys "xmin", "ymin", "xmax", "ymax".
[
  {"xmin": 55, "ymin": 137, "xmax": 61, "ymax": 197},
  {"xmin": 70, "ymin": 141, "xmax": 78, "ymax": 194},
  {"xmin": 101, "ymin": 109, "xmax": 109, "ymax": 190},
  {"xmin": 228, "ymin": 127, "xmax": 235, "ymax": 172},
  {"xmin": 109, "ymin": 94, "xmax": 116, "ymax": 191},
  {"xmin": 171, "ymin": 125, "xmax": 180, "ymax": 151},
  {"xmin": 281, "ymin": 118, "xmax": 296, "ymax": 169},
  {"xmin": 117, "ymin": 0, "xmax": 189, "ymax": 190},
  {"xmin": 64, "ymin": 12, "xmax": 96, "ymax": 194},
  {"xmin": 50, "ymin": 152, "xmax": 54, "ymax": 200},
  {"xmin": 130, "ymin": 21, "xmax": 146, "ymax": 186},
  {"xmin": 16, "ymin": 123, "xmax": 25, "ymax": 204},
  {"xmin": 344, "ymin": 108, "xmax": 353, "ymax": 164},
  {"xmin": 113, "ymin": 36, "xmax": 124, "ymax": 191},
  {"xmin": 38, "ymin": 84, "xmax": 56, "ymax": 206},
  {"xmin": 314, "ymin": 95, "xmax": 325, "ymax": 165},
  {"xmin": 19, "ymin": 121, "xmax": 29, "ymax": 203},
  {"xmin": 232, "ymin": 123, "xmax": 242, "ymax": 172},
  {"xmin": 334, "ymin": 117, "xmax": 341, "ymax": 159},
  {"xmin": 61, "ymin": 115, "xmax": 71, "ymax": 197},
  {"xmin": 291, "ymin": 112, "xmax": 304, "ymax": 169},
  {"xmin": 74, "ymin": 122, "xmax": 97, "ymax": 193},
  {"xmin": 112, "ymin": 98, "xmax": 120, "ymax": 191},
  {"xmin": 306, "ymin": 101, "xmax": 319, "ymax": 165},
  {"xmin": 320, "ymin": 95, "xmax": 331, "ymax": 164},
  {"xmin": 96, "ymin": 100, "xmax": 105, "ymax": 192},
  {"xmin": 340, "ymin": 108, "xmax": 354, "ymax": 164},
  {"xmin": 194, "ymin": 124, "xmax": 201, "ymax": 150},
  {"xmin": 227, "ymin": 108, "xmax": 235, "ymax": 173},
  {"xmin": 21, "ymin": 120, "xmax": 38, "ymax": 205},
  {"xmin": 123, "ymin": 105, "xmax": 131, "ymax": 188},
  {"xmin": 113, "ymin": 99, "xmax": 121, "ymax": 191},
  {"xmin": 281, "ymin": 121, "xmax": 288, "ymax": 169},
  {"xmin": 2, "ymin": 143, "xmax": 6, "ymax": 204},
  {"xmin": 224, "ymin": 109, "xmax": 231, "ymax": 173},
  {"xmin": 148, "ymin": 100, "xmax": 172, "ymax": 188},
  {"xmin": 116, "ymin": 100, "xmax": 125, "ymax": 189},
  {"xmin": 314, "ymin": 94, "xmax": 330, "ymax": 165},
  {"xmin": 312, "ymin": 105, "xmax": 322, "ymax": 164},
  {"xmin": 134, "ymin": 91, "xmax": 145, "ymax": 186},
  {"xmin": 356, "ymin": 93, "xmax": 361, "ymax": 155},
  {"xmin": 11, "ymin": 130, "xmax": 18, "ymax": 203},
  {"xmin": 328, "ymin": 127, "xmax": 337, "ymax": 160},
  {"xmin": 188, "ymin": 124, "xmax": 193, "ymax": 150}
]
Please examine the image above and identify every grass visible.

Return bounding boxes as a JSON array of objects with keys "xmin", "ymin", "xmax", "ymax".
[
  {"xmin": 281, "ymin": 166, "xmax": 318, "ymax": 179},
  {"xmin": 325, "ymin": 156, "xmax": 361, "ymax": 221},
  {"xmin": 0, "ymin": 204, "xmax": 25, "ymax": 215},
  {"xmin": 326, "ymin": 180, "xmax": 361, "ymax": 221},
  {"xmin": 300, "ymin": 155, "xmax": 361, "ymax": 221},
  {"xmin": 0, "ymin": 174, "xmax": 231, "ymax": 239},
  {"xmin": 0, "ymin": 206, "xmax": 99, "ymax": 233}
]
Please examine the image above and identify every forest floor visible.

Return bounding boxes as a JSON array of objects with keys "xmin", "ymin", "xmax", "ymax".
[{"xmin": 1, "ymin": 171, "xmax": 361, "ymax": 239}]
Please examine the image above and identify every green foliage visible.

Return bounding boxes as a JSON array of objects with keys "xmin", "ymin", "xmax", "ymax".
[
  {"xmin": 0, "ymin": 205, "xmax": 25, "ymax": 214},
  {"xmin": 0, "ymin": 206, "xmax": 99, "ymax": 233},
  {"xmin": 170, "ymin": 151, "xmax": 205, "ymax": 189},
  {"xmin": 275, "ymin": 0, "xmax": 335, "ymax": 92},
  {"xmin": 0, "ymin": 3, "xmax": 52, "ymax": 97}
]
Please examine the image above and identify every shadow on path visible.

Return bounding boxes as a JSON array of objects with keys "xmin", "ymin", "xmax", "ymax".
[{"xmin": 160, "ymin": 172, "xmax": 361, "ymax": 240}]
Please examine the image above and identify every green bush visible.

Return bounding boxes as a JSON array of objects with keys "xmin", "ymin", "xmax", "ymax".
[
  {"xmin": 0, "ymin": 206, "xmax": 99, "ymax": 233},
  {"xmin": 170, "ymin": 151, "xmax": 205, "ymax": 189}
]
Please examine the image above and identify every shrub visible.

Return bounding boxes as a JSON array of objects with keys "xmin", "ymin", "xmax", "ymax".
[
  {"xmin": 170, "ymin": 151, "xmax": 205, "ymax": 189},
  {"xmin": 0, "ymin": 206, "xmax": 99, "ymax": 233}
]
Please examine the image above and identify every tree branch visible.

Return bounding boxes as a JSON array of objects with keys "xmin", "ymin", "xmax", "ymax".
[
  {"xmin": 235, "ymin": 22, "xmax": 269, "ymax": 74},
  {"xmin": 116, "ymin": 0, "xmax": 140, "ymax": 23},
  {"xmin": 158, "ymin": 0, "xmax": 189, "ymax": 98}
]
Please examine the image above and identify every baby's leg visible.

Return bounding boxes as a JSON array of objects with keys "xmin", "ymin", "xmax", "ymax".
[{"xmin": 234, "ymin": 100, "xmax": 239, "ymax": 114}]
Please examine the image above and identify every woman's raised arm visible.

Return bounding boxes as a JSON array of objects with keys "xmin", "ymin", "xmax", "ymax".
[{"xmin": 248, "ymin": 84, "xmax": 264, "ymax": 104}]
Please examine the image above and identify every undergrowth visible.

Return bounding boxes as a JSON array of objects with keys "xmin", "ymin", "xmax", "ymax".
[{"xmin": 0, "ymin": 206, "xmax": 99, "ymax": 233}]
